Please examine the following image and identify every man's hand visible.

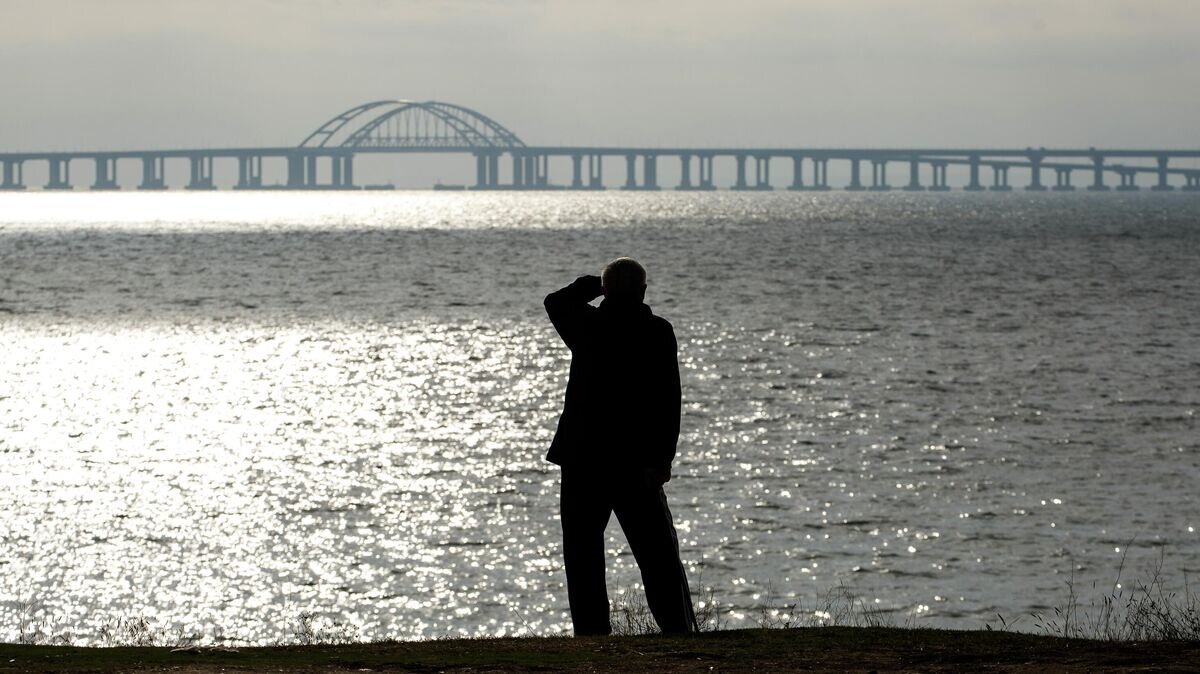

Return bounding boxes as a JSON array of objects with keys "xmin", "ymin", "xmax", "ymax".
[{"xmin": 575, "ymin": 274, "xmax": 603, "ymax": 300}]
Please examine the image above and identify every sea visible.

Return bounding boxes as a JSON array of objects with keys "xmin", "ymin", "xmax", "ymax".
[{"xmin": 1, "ymin": 191, "xmax": 1197, "ymax": 644}]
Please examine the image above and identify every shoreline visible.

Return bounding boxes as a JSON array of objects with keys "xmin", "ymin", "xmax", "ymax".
[{"xmin": 2, "ymin": 627, "xmax": 1198, "ymax": 672}]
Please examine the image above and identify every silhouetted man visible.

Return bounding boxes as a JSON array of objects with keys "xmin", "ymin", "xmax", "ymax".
[{"xmin": 544, "ymin": 257, "xmax": 696, "ymax": 636}]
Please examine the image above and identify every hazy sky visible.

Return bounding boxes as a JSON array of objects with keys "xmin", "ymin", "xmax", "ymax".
[{"xmin": 2, "ymin": 0, "xmax": 1198, "ymax": 184}]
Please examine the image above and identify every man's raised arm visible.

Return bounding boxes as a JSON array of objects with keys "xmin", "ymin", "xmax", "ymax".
[{"xmin": 544, "ymin": 274, "xmax": 603, "ymax": 351}]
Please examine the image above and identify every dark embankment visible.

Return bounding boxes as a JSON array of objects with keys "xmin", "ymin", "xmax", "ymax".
[{"xmin": 2, "ymin": 627, "xmax": 1198, "ymax": 673}]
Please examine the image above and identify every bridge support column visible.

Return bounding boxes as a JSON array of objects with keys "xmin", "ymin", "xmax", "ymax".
[
  {"xmin": 642, "ymin": 154, "xmax": 659, "ymax": 189},
  {"xmin": 476, "ymin": 153, "xmax": 489, "ymax": 189},
  {"xmin": 236, "ymin": 156, "xmax": 263, "ymax": 190},
  {"xmin": 698, "ymin": 154, "xmax": 714, "ymax": 190},
  {"xmin": 331, "ymin": 155, "xmax": 343, "ymax": 188},
  {"xmin": 1117, "ymin": 169, "xmax": 1139, "ymax": 191},
  {"xmin": 2, "ymin": 159, "xmax": 26, "ymax": 190},
  {"xmin": 45, "ymin": 158, "xmax": 72, "ymax": 190},
  {"xmin": 287, "ymin": 154, "xmax": 304, "ymax": 188},
  {"xmin": 788, "ymin": 155, "xmax": 804, "ymax": 190},
  {"xmin": 511, "ymin": 154, "xmax": 524, "ymax": 188},
  {"xmin": 525, "ymin": 155, "xmax": 538, "ymax": 188},
  {"xmin": 342, "ymin": 155, "xmax": 354, "ymax": 188},
  {"xmin": 539, "ymin": 155, "xmax": 550, "ymax": 187},
  {"xmin": 733, "ymin": 154, "xmax": 748, "ymax": 190},
  {"xmin": 676, "ymin": 154, "xmax": 692, "ymax": 190},
  {"xmin": 1026, "ymin": 155, "xmax": 1046, "ymax": 191},
  {"xmin": 1053, "ymin": 168, "xmax": 1075, "ymax": 191},
  {"xmin": 929, "ymin": 162, "xmax": 950, "ymax": 191},
  {"xmin": 846, "ymin": 158, "xmax": 864, "ymax": 191},
  {"xmin": 812, "ymin": 158, "xmax": 831, "ymax": 190},
  {"xmin": 139, "ymin": 157, "xmax": 165, "ymax": 190},
  {"xmin": 965, "ymin": 154, "xmax": 984, "ymax": 191},
  {"xmin": 188, "ymin": 156, "xmax": 215, "ymax": 190},
  {"xmin": 904, "ymin": 157, "xmax": 923, "ymax": 191},
  {"xmin": 623, "ymin": 154, "xmax": 637, "ymax": 189},
  {"xmin": 91, "ymin": 157, "xmax": 119, "ymax": 190},
  {"xmin": 870, "ymin": 160, "xmax": 889, "ymax": 191},
  {"xmin": 488, "ymin": 154, "xmax": 499, "ymax": 188},
  {"xmin": 753, "ymin": 156, "xmax": 772, "ymax": 190},
  {"xmin": 1088, "ymin": 156, "xmax": 1110, "ymax": 191},
  {"xmin": 990, "ymin": 165, "xmax": 1011, "ymax": 191},
  {"xmin": 305, "ymin": 156, "xmax": 319, "ymax": 188},
  {"xmin": 1153, "ymin": 156, "xmax": 1174, "ymax": 191},
  {"xmin": 571, "ymin": 154, "xmax": 584, "ymax": 189},
  {"xmin": 1184, "ymin": 172, "xmax": 1200, "ymax": 192},
  {"xmin": 588, "ymin": 155, "xmax": 603, "ymax": 189}
]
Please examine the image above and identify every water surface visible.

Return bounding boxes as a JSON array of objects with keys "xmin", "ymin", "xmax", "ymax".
[{"xmin": 1, "ymin": 191, "xmax": 1197, "ymax": 643}]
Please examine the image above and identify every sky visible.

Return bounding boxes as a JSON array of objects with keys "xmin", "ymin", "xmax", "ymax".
[{"xmin": 1, "ymin": 0, "xmax": 1198, "ymax": 185}]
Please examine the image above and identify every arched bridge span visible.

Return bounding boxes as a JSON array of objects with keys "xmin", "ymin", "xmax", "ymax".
[{"xmin": 299, "ymin": 100, "xmax": 526, "ymax": 150}]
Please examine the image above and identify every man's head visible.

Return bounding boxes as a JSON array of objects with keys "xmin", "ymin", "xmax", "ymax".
[{"xmin": 601, "ymin": 257, "xmax": 647, "ymax": 303}]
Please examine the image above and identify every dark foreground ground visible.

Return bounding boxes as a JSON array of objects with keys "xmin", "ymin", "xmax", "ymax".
[{"xmin": 2, "ymin": 628, "xmax": 1198, "ymax": 673}]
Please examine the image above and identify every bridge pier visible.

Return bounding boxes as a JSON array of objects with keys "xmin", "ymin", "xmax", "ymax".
[
  {"xmin": 188, "ymin": 156, "xmax": 215, "ymax": 190},
  {"xmin": 1116, "ymin": 168, "xmax": 1140, "ymax": 191},
  {"xmin": 287, "ymin": 154, "xmax": 304, "ymax": 188},
  {"xmin": 904, "ymin": 157, "xmax": 923, "ymax": 191},
  {"xmin": 1088, "ymin": 156, "xmax": 1110, "ymax": 191},
  {"xmin": 1053, "ymin": 167, "xmax": 1075, "ymax": 191},
  {"xmin": 929, "ymin": 162, "xmax": 950, "ymax": 191},
  {"xmin": 788, "ymin": 155, "xmax": 804, "ymax": 190},
  {"xmin": 965, "ymin": 154, "xmax": 984, "ymax": 191},
  {"xmin": 753, "ymin": 156, "xmax": 772, "ymax": 190},
  {"xmin": 91, "ymin": 157, "xmax": 120, "ymax": 190},
  {"xmin": 812, "ymin": 158, "xmax": 831, "ymax": 190},
  {"xmin": 1026, "ymin": 155, "xmax": 1046, "ymax": 191},
  {"xmin": 1153, "ymin": 156, "xmax": 1174, "ymax": 191},
  {"xmin": 1184, "ymin": 172, "xmax": 1200, "ymax": 192},
  {"xmin": 524, "ymin": 154, "xmax": 538, "ymax": 188},
  {"xmin": 139, "ymin": 157, "xmax": 166, "ymax": 190},
  {"xmin": 476, "ymin": 153, "xmax": 491, "ymax": 189},
  {"xmin": 990, "ymin": 164, "xmax": 1012, "ymax": 191},
  {"xmin": 45, "ymin": 158, "xmax": 72, "ymax": 190},
  {"xmin": 676, "ymin": 154, "xmax": 694, "ymax": 190},
  {"xmin": 306, "ymin": 156, "xmax": 320, "ymax": 188},
  {"xmin": 846, "ymin": 158, "xmax": 865, "ymax": 191},
  {"xmin": 693, "ymin": 154, "xmax": 714, "ymax": 190},
  {"xmin": 1, "ymin": 159, "xmax": 25, "ymax": 190},
  {"xmin": 588, "ymin": 155, "xmax": 603, "ymax": 189},
  {"xmin": 621, "ymin": 154, "xmax": 658, "ymax": 190},
  {"xmin": 733, "ymin": 154, "xmax": 748, "ymax": 190},
  {"xmin": 511, "ymin": 154, "xmax": 524, "ymax": 188},
  {"xmin": 236, "ymin": 156, "xmax": 263, "ymax": 190},
  {"xmin": 331, "ymin": 155, "xmax": 345, "ymax": 188},
  {"xmin": 643, "ymin": 154, "xmax": 658, "ymax": 189},
  {"xmin": 870, "ymin": 160, "xmax": 890, "ymax": 191},
  {"xmin": 571, "ymin": 154, "xmax": 584, "ymax": 189}
]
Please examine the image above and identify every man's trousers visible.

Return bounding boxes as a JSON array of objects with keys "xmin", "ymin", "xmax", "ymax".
[{"xmin": 560, "ymin": 465, "xmax": 697, "ymax": 636}]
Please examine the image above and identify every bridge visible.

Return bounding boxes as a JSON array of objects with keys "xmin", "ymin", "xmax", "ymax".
[{"xmin": 1, "ymin": 99, "xmax": 1198, "ymax": 192}]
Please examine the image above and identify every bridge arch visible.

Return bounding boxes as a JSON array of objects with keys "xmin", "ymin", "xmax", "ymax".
[{"xmin": 299, "ymin": 100, "xmax": 525, "ymax": 150}]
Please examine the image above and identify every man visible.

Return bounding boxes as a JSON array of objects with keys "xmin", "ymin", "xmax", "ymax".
[{"xmin": 544, "ymin": 257, "xmax": 697, "ymax": 636}]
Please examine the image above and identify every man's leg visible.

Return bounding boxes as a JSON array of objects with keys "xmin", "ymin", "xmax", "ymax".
[
  {"xmin": 614, "ymin": 484, "xmax": 697, "ymax": 634},
  {"xmin": 560, "ymin": 466, "xmax": 613, "ymax": 635}
]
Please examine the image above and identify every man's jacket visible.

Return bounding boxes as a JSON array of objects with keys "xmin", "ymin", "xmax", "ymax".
[{"xmin": 544, "ymin": 275, "xmax": 681, "ymax": 476}]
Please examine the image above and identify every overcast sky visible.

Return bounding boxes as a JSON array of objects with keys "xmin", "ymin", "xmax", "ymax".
[{"xmin": 1, "ymin": 0, "xmax": 1198, "ymax": 184}]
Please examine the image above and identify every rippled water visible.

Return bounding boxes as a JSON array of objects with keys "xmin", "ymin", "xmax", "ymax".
[{"xmin": 1, "ymin": 191, "xmax": 1198, "ymax": 643}]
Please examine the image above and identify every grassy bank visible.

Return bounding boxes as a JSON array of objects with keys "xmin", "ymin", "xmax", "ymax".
[{"xmin": 3, "ymin": 627, "xmax": 1199, "ymax": 673}]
